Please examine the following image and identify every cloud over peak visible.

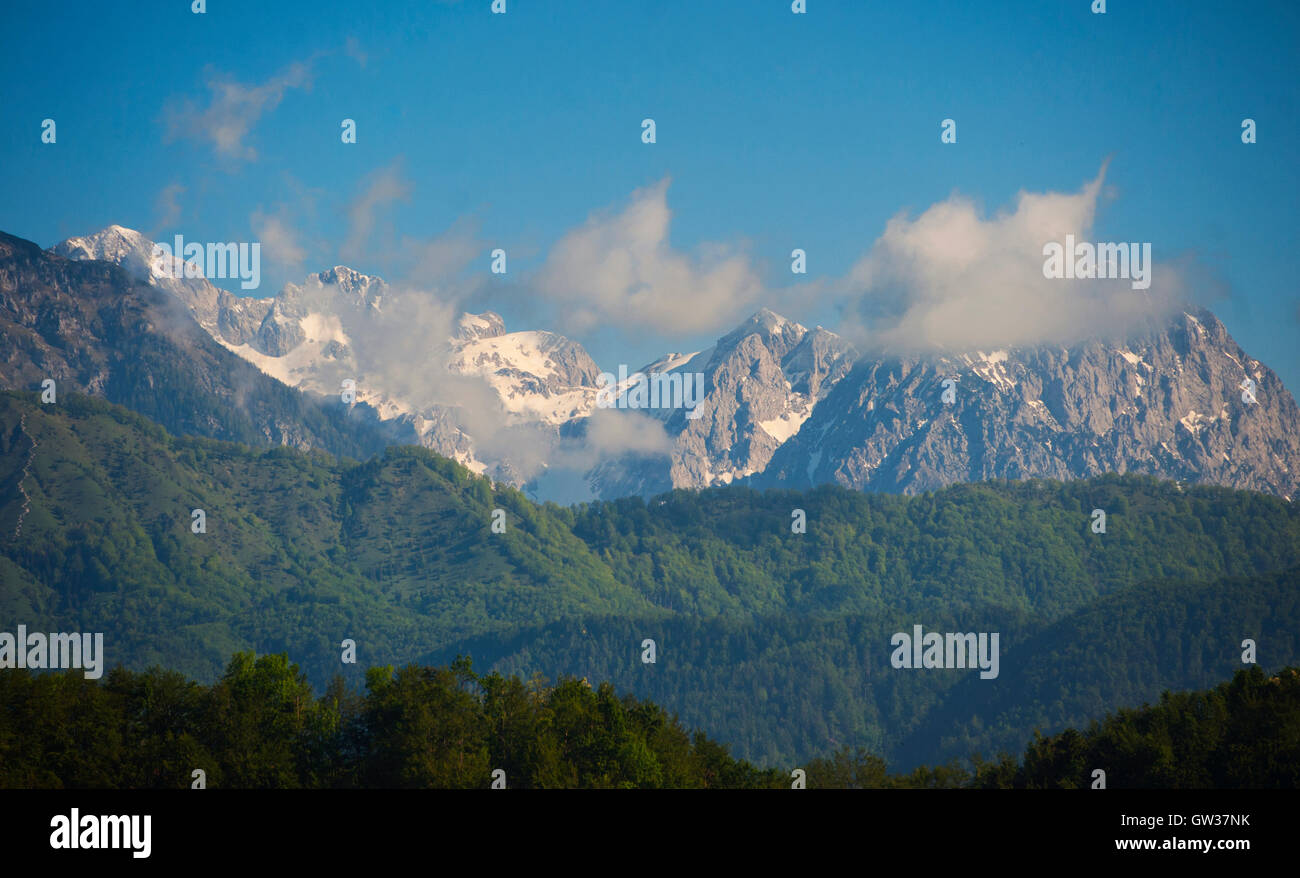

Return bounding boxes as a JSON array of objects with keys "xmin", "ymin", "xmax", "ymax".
[
  {"xmin": 836, "ymin": 161, "xmax": 1185, "ymax": 352},
  {"xmin": 536, "ymin": 178, "xmax": 765, "ymax": 335}
]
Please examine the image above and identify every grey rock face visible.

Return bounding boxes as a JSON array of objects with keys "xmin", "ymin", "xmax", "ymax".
[
  {"xmin": 51, "ymin": 224, "xmax": 284, "ymax": 351},
  {"xmin": 47, "ymin": 227, "xmax": 1300, "ymax": 501},
  {"xmin": 755, "ymin": 309, "xmax": 1300, "ymax": 499},
  {"xmin": 588, "ymin": 308, "xmax": 858, "ymax": 497},
  {"xmin": 254, "ymin": 300, "xmax": 305, "ymax": 356},
  {"xmin": 0, "ymin": 231, "xmax": 400, "ymax": 459}
]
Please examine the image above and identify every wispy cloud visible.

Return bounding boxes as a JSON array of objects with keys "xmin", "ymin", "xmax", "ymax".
[
  {"xmin": 535, "ymin": 178, "xmax": 765, "ymax": 335},
  {"xmin": 149, "ymin": 183, "xmax": 185, "ymax": 236},
  {"xmin": 835, "ymin": 161, "xmax": 1186, "ymax": 352},
  {"xmin": 341, "ymin": 161, "xmax": 412, "ymax": 262},
  {"xmin": 251, "ymin": 206, "xmax": 308, "ymax": 272},
  {"xmin": 163, "ymin": 61, "xmax": 314, "ymax": 161},
  {"xmin": 344, "ymin": 36, "xmax": 367, "ymax": 68},
  {"xmin": 401, "ymin": 217, "xmax": 482, "ymax": 284}
]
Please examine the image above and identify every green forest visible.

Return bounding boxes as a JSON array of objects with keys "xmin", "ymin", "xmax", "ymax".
[
  {"xmin": 2, "ymin": 390, "xmax": 1298, "ymax": 768},
  {"xmin": 1, "ymin": 655, "xmax": 1295, "ymax": 789}
]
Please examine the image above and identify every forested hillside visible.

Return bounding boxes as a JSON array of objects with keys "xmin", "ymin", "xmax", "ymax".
[
  {"xmin": 436, "ymin": 566, "xmax": 1299, "ymax": 767},
  {"xmin": 2, "ymin": 390, "xmax": 1298, "ymax": 767},
  {"xmin": 1, "ymin": 656, "xmax": 1295, "ymax": 789}
]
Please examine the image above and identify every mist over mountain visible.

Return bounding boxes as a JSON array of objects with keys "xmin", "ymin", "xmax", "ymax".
[
  {"xmin": 754, "ymin": 309, "xmax": 1300, "ymax": 499},
  {"xmin": 21, "ymin": 225, "xmax": 1300, "ymax": 502},
  {"xmin": 0, "ymin": 230, "xmax": 401, "ymax": 459},
  {"xmin": 52, "ymin": 226, "xmax": 627, "ymax": 491}
]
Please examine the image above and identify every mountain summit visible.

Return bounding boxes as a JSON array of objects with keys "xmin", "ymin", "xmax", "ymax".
[
  {"xmin": 51, "ymin": 226, "xmax": 605, "ymax": 480},
  {"xmin": 755, "ymin": 309, "xmax": 1300, "ymax": 499},
  {"xmin": 34, "ymin": 225, "xmax": 1300, "ymax": 501}
]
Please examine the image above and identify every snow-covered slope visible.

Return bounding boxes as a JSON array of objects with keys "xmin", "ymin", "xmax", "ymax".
[
  {"xmin": 54, "ymin": 226, "xmax": 604, "ymax": 481},
  {"xmin": 54, "ymin": 226, "xmax": 1300, "ymax": 503},
  {"xmin": 587, "ymin": 308, "xmax": 859, "ymax": 497},
  {"xmin": 755, "ymin": 309, "xmax": 1300, "ymax": 499}
]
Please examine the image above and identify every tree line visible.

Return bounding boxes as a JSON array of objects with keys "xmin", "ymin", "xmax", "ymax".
[{"xmin": 1, "ymin": 654, "xmax": 1295, "ymax": 789}]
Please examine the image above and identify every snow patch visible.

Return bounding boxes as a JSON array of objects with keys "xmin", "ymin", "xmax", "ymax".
[
  {"xmin": 758, "ymin": 408, "xmax": 811, "ymax": 444},
  {"xmin": 1117, "ymin": 349, "xmax": 1151, "ymax": 369},
  {"xmin": 453, "ymin": 331, "xmax": 562, "ymax": 382},
  {"xmin": 964, "ymin": 350, "xmax": 1015, "ymax": 391},
  {"xmin": 639, "ymin": 350, "xmax": 702, "ymax": 374},
  {"xmin": 806, "ymin": 449, "xmax": 822, "ymax": 484},
  {"xmin": 1179, "ymin": 409, "xmax": 1216, "ymax": 434}
]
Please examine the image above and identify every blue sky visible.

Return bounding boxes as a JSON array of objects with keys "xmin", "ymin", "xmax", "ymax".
[{"xmin": 2, "ymin": 0, "xmax": 1297, "ymax": 389}]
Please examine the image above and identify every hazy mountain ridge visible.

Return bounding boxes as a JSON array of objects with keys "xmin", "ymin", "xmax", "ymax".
[
  {"xmin": 755, "ymin": 309, "xmax": 1300, "ymax": 499},
  {"xmin": 38, "ymin": 225, "xmax": 1300, "ymax": 500},
  {"xmin": 53, "ymin": 226, "xmax": 604, "ymax": 480},
  {"xmin": 0, "ymin": 230, "xmax": 402, "ymax": 459},
  {"xmin": 587, "ymin": 308, "xmax": 859, "ymax": 498}
]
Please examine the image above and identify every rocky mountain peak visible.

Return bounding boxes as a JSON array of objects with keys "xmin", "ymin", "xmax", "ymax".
[
  {"xmin": 715, "ymin": 307, "xmax": 806, "ymax": 357},
  {"xmin": 587, "ymin": 310, "xmax": 858, "ymax": 497},
  {"xmin": 755, "ymin": 306, "xmax": 1300, "ymax": 499},
  {"xmin": 312, "ymin": 265, "xmax": 387, "ymax": 308},
  {"xmin": 455, "ymin": 311, "xmax": 507, "ymax": 341},
  {"xmin": 34, "ymin": 226, "xmax": 1300, "ymax": 503}
]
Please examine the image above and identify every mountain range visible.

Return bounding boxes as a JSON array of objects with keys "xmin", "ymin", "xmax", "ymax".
[
  {"xmin": 2, "ymin": 388, "xmax": 1297, "ymax": 765},
  {"xmin": 0, "ymin": 229, "xmax": 400, "ymax": 460},
  {"xmin": 3, "ymin": 223, "xmax": 1299, "ymax": 766},
  {"xmin": 25, "ymin": 225, "xmax": 1298, "ymax": 502}
]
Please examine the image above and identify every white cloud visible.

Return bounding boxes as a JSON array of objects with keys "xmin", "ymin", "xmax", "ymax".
[
  {"xmin": 579, "ymin": 408, "xmax": 674, "ymax": 458},
  {"xmin": 535, "ymin": 178, "xmax": 765, "ymax": 334},
  {"xmin": 342, "ymin": 162, "xmax": 411, "ymax": 262},
  {"xmin": 251, "ymin": 207, "xmax": 308, "ymax": 270},
  {"xmin": 837, "ymin": 161, "xmax": 1185, "ymax": 352},
  {"xmin": 164, "ymin": 61, "xmax": 314, "ymax": 161}
]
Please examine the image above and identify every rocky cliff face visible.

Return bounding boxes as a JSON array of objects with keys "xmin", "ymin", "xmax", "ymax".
[
  {"xmin": 30, "ymin": 225, "xmax": 1300, "ymax": 502},
  {"xmin": 53, "ymin": 224, "xmax": 278, "ymax": 351},
  {"xmin": 51, "ymin": 226, "xmax": 606, "ymax": 480},
  {"xmin": 586, "ymin": 309, "xmax": 858, "ymax": 498},
  {"xmin": 0, "ymin": 231, "xmax": 402, "ymax": 458},
  {"xmin": 755, "ymin": 309, "xmax": 1300, "ymax": 499}
]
